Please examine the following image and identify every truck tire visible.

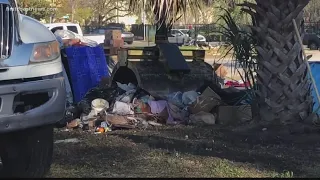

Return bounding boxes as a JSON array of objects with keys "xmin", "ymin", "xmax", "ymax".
[
  {"xmin": 127, "ymin": 41, "xmax": 133, "ymax": 45},
  {"xmin": 0, "ymin": 125, "xmax": 54, "ymax": 178}
]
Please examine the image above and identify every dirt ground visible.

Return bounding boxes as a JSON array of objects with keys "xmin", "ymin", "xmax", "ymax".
[{"xmin": 49, "ymin": 124, "xmax": 320, "ymax": 178}]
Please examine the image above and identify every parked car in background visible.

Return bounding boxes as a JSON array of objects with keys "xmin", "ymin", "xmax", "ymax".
[
  {"xmin": 168, "ymin": 29, "xmax": 189, "ymax": 46},
  {"xmin": 303, "ymin": 31, "xmax": 320, "ymax": 50},
  {"xmin": 168, "ymin": 29, "xmax": 206, "ymax": 46}
]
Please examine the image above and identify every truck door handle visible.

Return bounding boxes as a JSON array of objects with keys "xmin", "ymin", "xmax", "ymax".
[{"xmin": 0, "ymin": 68, "xmax": 8, "ymax": 73}]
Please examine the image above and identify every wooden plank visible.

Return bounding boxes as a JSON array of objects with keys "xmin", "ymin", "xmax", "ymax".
[{"xmin": 127, "ymin": 55, "xmax": 158, "ymax": 60}]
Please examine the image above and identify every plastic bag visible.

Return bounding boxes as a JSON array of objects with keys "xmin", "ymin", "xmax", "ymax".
[
  {"xmin": 78, "ymin": 83, "xmax": 126, "ymax": 114},
  {"xmin": 78, "ymin": 36, "xmax": 98, "ymax": 47},
  {"xmin": 116, "ymin": 82, "xmax": 136, "ymax": 92},
  {"xmin": 182, "ymin": 91, "xmax": 199, "ymax": 105},
  {"xmin": 54, "ymin": 29, "xmax": 76, "ymax": 39},
  {"xmin": 166, "ymin": 91, "xmax": 184, "ymax": 109},
  {"xmin": 112, "ymin": 101, "xmax": 134, "ymax": 115},
  {"xmin": 54, "ymin": 30, "xmax": 98, "ymax": 47},
  {"xmin": 116, "ymin": 89, "xmax": 136, "ymax": 103},
  {"xmin": 189, "ymin": 111, "xmax": 216, "ymax": 125}
]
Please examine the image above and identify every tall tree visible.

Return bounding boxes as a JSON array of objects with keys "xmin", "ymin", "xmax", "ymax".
[
  {"xmin": 304, "ymin": 0, "xmax": 320, "ymax": 22},
  {"xmin": 89, "ymin": 0, "xmax": 132, "ymax": 26},
  {"xmin": 17, "ymin": 0, "xmax": 52, "ymax": 20}
]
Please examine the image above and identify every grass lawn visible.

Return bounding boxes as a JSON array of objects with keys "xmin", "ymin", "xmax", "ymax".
[{"xmin": 49, "ymin": 125, "xmax": 320, "ymax": 178}]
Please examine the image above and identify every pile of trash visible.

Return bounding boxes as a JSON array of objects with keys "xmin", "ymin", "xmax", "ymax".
[{"xmin": 63, "ymin": 81, "xmax": 224, "ymax": 134}]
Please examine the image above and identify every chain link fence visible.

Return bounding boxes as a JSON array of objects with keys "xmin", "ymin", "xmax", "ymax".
[
  {"xmin": 305, "ymin": 22, "xmax": 320, "ymax": 34},
  {"xmin": 82, "ymin": 23, "xmax": 227, "ymax": 43}
]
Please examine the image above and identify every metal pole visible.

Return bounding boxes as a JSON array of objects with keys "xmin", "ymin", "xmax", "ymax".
[
  {"xmin": 116, "ymin": 0, "xmax": 119, "ymax": 23},
  {"xmin": 143, "ymin": 0, "xmax": 146, "ymax": 41},
  {"xmin": 293, "ymin": 19, "xmax": 320, "ymax": 113},
  {"xmin": 147, "ymin": 25, "xmax": 149, "ymax": 46}
]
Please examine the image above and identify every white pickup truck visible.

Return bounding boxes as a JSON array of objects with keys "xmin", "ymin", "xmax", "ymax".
[
  {"xmin": 45, "ymin": 23, "xmax": 105, "ymax": 44},
  {"xmin": 0, "ymin": 0, "xmax": 66, "ymax": 178},
  {"xmin": 45, "ymin": 23, "xmax": 134, "ymax": 45}
]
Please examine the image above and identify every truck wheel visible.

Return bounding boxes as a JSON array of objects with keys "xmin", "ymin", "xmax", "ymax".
[
  {"xmin": 309, "ymin": 42, "xmax": 318, "ymax": 50},
  {"xmin": 127, "ymin": 41, "xmax": 133, "ymax": 45},
  {"xmin": 0, "ymin": 125, "xmax": 54, "ymax": 178}
]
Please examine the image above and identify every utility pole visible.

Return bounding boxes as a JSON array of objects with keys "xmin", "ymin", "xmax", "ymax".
[
  {"xmin": 143, "ymin": 0, "xmax": 146, "ymax": 41},
  {"xmin": 116, "ymin": 0, "xmax": 119, "ymax": 23}
]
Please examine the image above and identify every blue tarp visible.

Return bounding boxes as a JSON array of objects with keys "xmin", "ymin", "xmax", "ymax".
[{"xmin": 309, "ymin": 62, "xmax": 320, "ymax": 114}]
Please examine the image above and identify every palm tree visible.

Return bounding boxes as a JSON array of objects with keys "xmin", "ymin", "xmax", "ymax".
[
  {"xmin": 129, "ymin": 0, "xmax": 312, "ymax": 125},
  {"xmin": 240, "ymin": 0, "xmax": 313, "ymax": 125},
  {"xmin": 128, "ymin": 0, "xmax": 201, "ymax": 41}
]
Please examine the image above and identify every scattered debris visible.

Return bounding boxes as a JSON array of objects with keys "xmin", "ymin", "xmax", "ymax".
[
  {"xmin": 60, "ymin": 80, "xmax": 253, "ymax": 134},
  {"xmin": 112, "ymin": 101, "xmax": 134, "ymax": 115},
  {"xmin": 91, "ymin": 98, "xmax": 109, "ymax": 115},
  {"xmin": 148, "ymin": 121, "xmax": 163, "ymax": 127},
  {"xmin": 189, "ymin": 111, "xmax": 216, "ymax": 125},
  {"xmin": 189, "ymin": 87, "xmax": 221, "ymax": 114},
  {"xmin": 54, "ymin": 138, "xmax": 81, "ymax": 144}
]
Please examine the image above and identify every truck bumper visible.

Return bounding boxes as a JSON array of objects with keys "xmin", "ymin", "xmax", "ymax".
[{"xmin": 0, "ymin": 77, "xmax": 66, "ymax": 133}]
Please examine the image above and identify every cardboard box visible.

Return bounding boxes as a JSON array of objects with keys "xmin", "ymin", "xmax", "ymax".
[
  {"xmin": 189, "ymin": 87, "xmax": 221, "ymax": 114},
  {"xmin": 104, "ymin": 39, "xmax": 112, "ymax": 46},
  {"xmin": 217, "ymin": 105, "xmax": 252, "ymax": 125},
  {"xmin": 112, "ymin": 39, "xmax": 124, "ymax": 48},
  {"xmin": 105, "ymin": 29, "xmax": 122, "ymax": 40},
  {"xmin": 213, "ymin": 63, "xmax": 228, "ymax": 79},
  {"xmin": 109, "ymin": 47, "xmax": 120, "ymax": 55},
  {"xmin": 104, "ymin": 39, "xmax": 124, "ymax": 48}
]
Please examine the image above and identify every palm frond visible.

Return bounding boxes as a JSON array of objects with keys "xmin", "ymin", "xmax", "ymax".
[
  {"xmin": 128, "ymin": 0, "xmax": 201, "ymax": 26},
  {"xmin": 218, "ymin": 8, "xmax": 258, "ymax": 98}
]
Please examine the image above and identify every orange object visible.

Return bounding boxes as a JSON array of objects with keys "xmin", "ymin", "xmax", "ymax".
[{"xmin": 97, "ymin": 127, "xmax": 105, "ymax": 133}]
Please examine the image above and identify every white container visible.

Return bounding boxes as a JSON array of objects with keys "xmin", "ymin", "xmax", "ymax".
[{"xmin": 91, "ymin": 98, "xmax": 109, "ymax": 115}]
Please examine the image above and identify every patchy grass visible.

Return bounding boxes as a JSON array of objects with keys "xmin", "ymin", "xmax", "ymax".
[{"xmin": 48, "ymin": 125, "xmax": 320, "ymax": 178}]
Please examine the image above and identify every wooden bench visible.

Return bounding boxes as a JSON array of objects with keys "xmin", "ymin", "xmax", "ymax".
[{"xmin": 103, "ymin": 46, "xmax": 205, "ymax": 61}]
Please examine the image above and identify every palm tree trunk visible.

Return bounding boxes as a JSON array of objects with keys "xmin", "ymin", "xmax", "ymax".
[
  {"xmin": 154, "ymin": 1, "xmax": 169, "ymax": 42},
  {"xmin": 252, "ymin": 0, "xmax": 313, "ymax": 125},
  {"xmin": 155, "ymin": 21, "xmax": 169, "ymax": 41}
]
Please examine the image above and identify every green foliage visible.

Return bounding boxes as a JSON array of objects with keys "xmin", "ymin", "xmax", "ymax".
[
  {"xmin": 18, "ymin": 0, "xmax": 53, "ymax": 20},
  {"xmin": 274, "ymin": 171, "xmax": 294, "ymax": 178},
  {"xmin": 218, "ymin": 8, "xmax": 257, "ymax": 100},
  {"xmin": 213, "ymin": 0, "xmax": 255, "ymax": 25},
  {"xmin": 74, "ymin": 8, "xmax": 92, "ymax": 25}
]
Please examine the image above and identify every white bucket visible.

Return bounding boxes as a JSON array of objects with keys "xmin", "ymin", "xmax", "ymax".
[{"xmin": 91, "ymin": 98, "xmax": 109, "ymax": 115}]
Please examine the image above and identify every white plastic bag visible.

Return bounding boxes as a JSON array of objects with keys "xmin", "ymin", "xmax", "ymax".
[
  {"xmin": 112, "ymin": 101, "xmax": 134, "ymax": 115},
  {"xmin": 54, "ymin": 29, "xmax": 98, "ymax": 47},
  {"xmin": 116, "ymin": 82, "xmax": 136, "ymax": 92},
  {"xmin": 54, "ymin": 29, "xmax": 76, "ymax": 39}
]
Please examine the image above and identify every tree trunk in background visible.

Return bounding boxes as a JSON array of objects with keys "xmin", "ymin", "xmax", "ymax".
[
  {"xmin": 155, "ymin": 21, "xmax": 169, "ymax": 42},
  {"xmin": 154, "ymin": 1, "xmax": 169, "ymax": 42},
  {"xmin": 252, "ymin": 0, "xmax": 313, "ymax": 125}
]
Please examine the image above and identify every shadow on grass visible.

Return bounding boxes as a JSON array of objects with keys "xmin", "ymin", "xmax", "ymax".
[{"xmin": 114, "ymin": 126, "xmax": 320, "ymax": 177}]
